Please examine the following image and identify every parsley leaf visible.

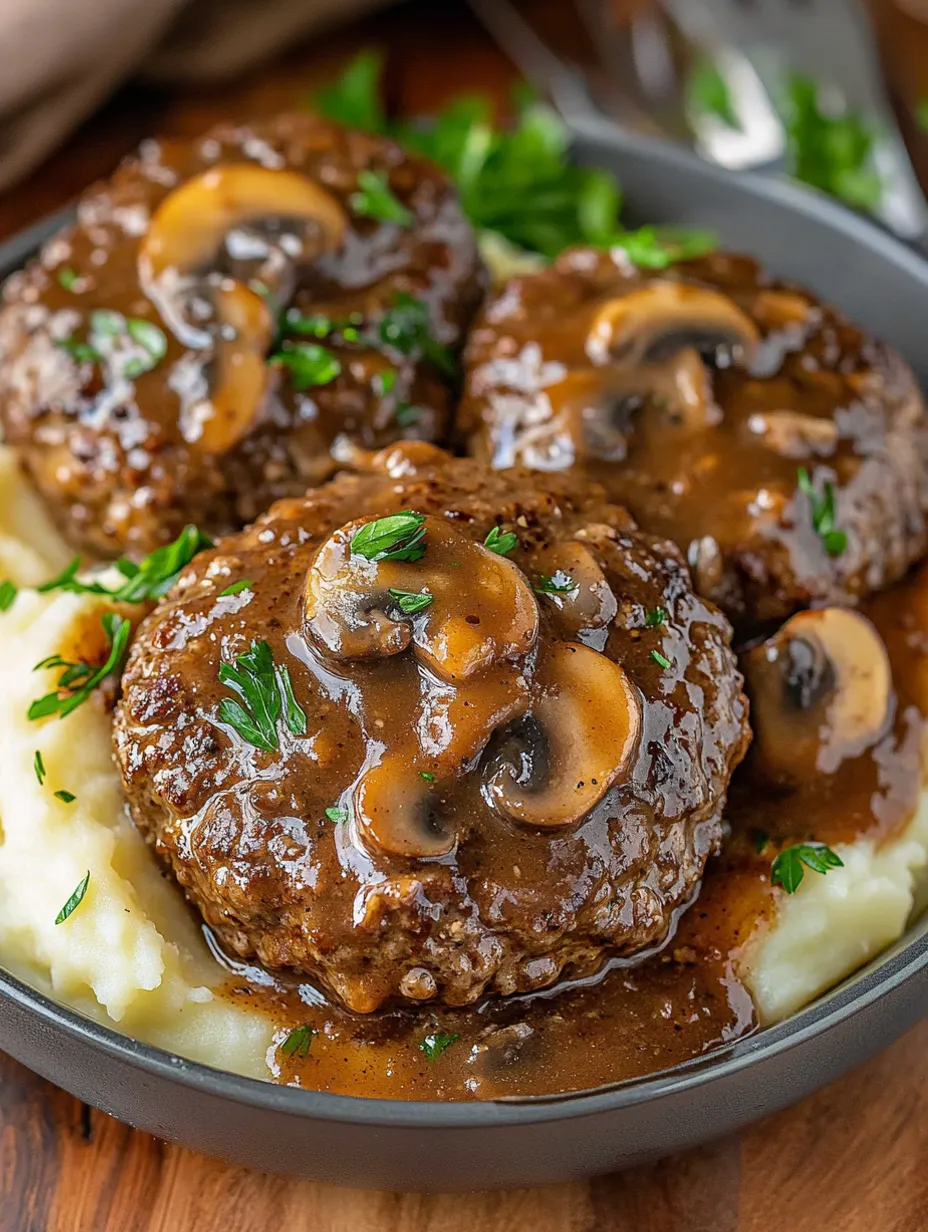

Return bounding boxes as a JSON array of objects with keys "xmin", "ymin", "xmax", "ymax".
[
  {"xmin": 0, "ymin": 580, "xmax": 17, "ymax": 611},
  {"xmin": 533, "ymin": 572, "xmax": 577, "ymax": 595},
  {"xmin": 419, "ymin": 1030, "xmax": 460, "ymax": 1061},
  {"xmin": 650, "ymin": 649, "xmax": 672, "ymax": 670},
  {"xmin": 38, "ymin": 526, "xmax": 212, "ymax": 604},
  {"xmin": 57, "ymin": 268, "xmax": 79, "ymax": 291},
  {"xmin": 350, "ymin": 511, "xmax": 427, "ymax": 562},
  {"xmin": 782, "ymin": 75, "xmax": 882, "ymax": 212},
  {"xmin": 325, "ymin": 806, "xmax": 348, "ymax": 823},
  {"xmin": 123, "ymin": 318, "xmax": 168, "ymax": 378},
  {"xmin": 57, "ymin": 338, "xmax": 101, "ymax": 364},
  {"xmin": 389, "ymin": 588, "xmax": 434, "ymax": 614},
  {"xmin": 270, "ymin": 341, "xmax": 342, "ymax": 390},
  {"xmin": 279, "ymin": 1024, "xmax": 314, "ymax": 1060},
  {"xmin": 313, "ymin": 49, "xmax": 386, "ymax": 132},
  {"xmin": 55, "ymin": 871, "xmax": 90, "ymax": 924},
  {"xmin": 54, "ymin": 790, "xmax": 76, "ymax": 805},
  {"xmin": 218, "ymin": 641, "xmax": 307, "ymax": 752},
  {"xmin": 687, "ymin": 59, "xmax": 740, "ymax": 129},
  {"xmin": 797, "ymin": 467, "xmax": 847, "ymax": 557},
  {"xmin": 351, "ymin": 168, "xmax": 413, "ymax": 226},
  {"xmin": 484, "ymin": 526, "xmax": 518, "ymax": 556},
  {"xmin": 219, "ymin": 579, "xmax": 253, "ymax": 597},
  {"xmin": 34, "ymin": 750, "xmax": 46, "ymax": 786},
  {"xmin": 771, "ymin": 842, "xmax": 843, "ymax": 894},
  {"xmin": 29, "ymin": 613, "xmax": 131, "ymax": 721},
  {"xmin": 378, "ymin": 293, "xmax": 456, "ymax": 377},
  {"xmin": 645, "ymin": 606, "xmax": 668, "ymax": 628},
  {"xmin": 419, "ymin": 771, "xmax": 436, "ymax": 782}
]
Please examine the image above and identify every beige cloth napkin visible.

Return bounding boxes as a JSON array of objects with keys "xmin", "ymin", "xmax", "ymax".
[{"xmin": 0, "ymin": 0, "xmax": 387, "ymax": 193}]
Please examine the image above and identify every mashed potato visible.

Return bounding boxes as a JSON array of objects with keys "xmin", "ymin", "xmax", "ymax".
[{"xmin": 0, "ymin": 444, "xmax": 924, "ymax": 1080}]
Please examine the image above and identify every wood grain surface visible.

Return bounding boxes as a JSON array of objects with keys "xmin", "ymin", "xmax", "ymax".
[{"xmin": 0, "ymin": 1, "xmax": 927, "ymax": 1227}]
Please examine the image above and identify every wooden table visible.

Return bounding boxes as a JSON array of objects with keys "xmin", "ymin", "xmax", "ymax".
[{"xmin": 1, "ymin": 2, "xmax": 927, "ymax": 1226}]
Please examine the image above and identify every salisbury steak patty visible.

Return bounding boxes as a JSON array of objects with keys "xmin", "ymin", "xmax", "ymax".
[
  {"xmin": 0, "ymin": 113, "xmax": 484, "ymax": 559},
  {"xmin": 113, "ymin": 446, "xmax": 750, "ymax": 1011},
  {"xmin": 459, "ymin": 247, "xmax": 928, "ymax": 629}
]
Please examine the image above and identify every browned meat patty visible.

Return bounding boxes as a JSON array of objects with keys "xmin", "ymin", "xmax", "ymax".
[
  {"xmin": 458, "ymin": 247, "xmax": 928, "ymax": 630},
  {"xmin": 0, "ymin": 113, "xmax": 485, "ymax": 560},
  {"xmin": 113, "ymin": 444, "xmax": 750, "ymax": 1012}
]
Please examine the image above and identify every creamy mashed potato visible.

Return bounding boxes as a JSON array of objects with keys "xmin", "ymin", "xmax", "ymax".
[{"xmin": 0, "ymin": 444, "xmax": 924, "ymax": 1080}]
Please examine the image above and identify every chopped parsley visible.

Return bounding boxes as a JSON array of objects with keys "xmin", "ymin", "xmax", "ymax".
[
  {"xmin": 123, "ymin": 318, "xmax": 168, "ymax": 378},
  {"xmin": 377, "ymin": 293, "xmax": 456, "ymax": 378},
  {"xmin": 219, "ymin": 579, "xmax": 253, "ymax": 598},
  {"xmin": 57, "ymin": 338, "xmax": 100, "ymax": 364},
  {"xmin": 270, "ymin": 341, "xmax": 342, "ymax": 390},
  {"xmin": 650, "ymin": 649, "xmax": 672, "ymax": 670},
  {"xmin": 350, "ymin": 168, "xmax": 413, "ymax": 226},
  {"xmin": 394, "ymin": 401, "xmax": 422, "ymax": 427},
  {"xmin": 55, "ymin": 871, "xmax": 90, "ymax": 924},
  {"xmin": 771, "ymin": 842, "xmax": 843, "ymax": 894},
  {"xmin": 314, "ymin": 53, "xmax": 716, "ymax": 266},
  {"xmin": 389, "ymin": 588, "xmax": 434, "ymax": 614},
  {"xmin": 533, "ymin": 572, "xmax": 577, "ymax": 596},
  {"xmin": 645, "ymin": 606, "xmax": 668, "ymax": 628},
  {"xmin": 0, "ymin": 579, "xmax": 17, "ymax": 611},
  {"xmin": 420, "ymin": 771, "xmax": 436, "ymax": 782},
  {"xmin": 54, "ymin": 790, "xmax": 76, "ymax": 805},
  {"xmin": 350, "ymin": 511, "xmax": 427, "ymax": 563},
  {"xmin": 57, "ymin": 268, "xmax": 79, "ymax": 291},
  {"xmin": 797, "ymin": 467, "xmax": 847, "ymax": 557},
  {"xmin": 419, "ymin": 1030, "xmax": 460, "ymax": 1061},
  {"xmin": 58, "ymin": 311, "xmax": 167, "ymax": 379},
  {"xmin": 687, "ymin": 58, "xmax": 739, "ymax": 129},
  {"xmin": 29, "ymin": 613, "xmax": 131, "ymax": 721},
  {"xmin": 218, "ymin": 641, "xmax": 307, "ymax": 752},
  {"xmin": 279, "ymin": 1024, "xmax": 314, "ymax": 1060},
  {"xmin": 484, "ymin": 526, "xmax": 518, "ymax": 556},
  {"xmin": 374, "ymin": 369, "xmax": 398, "ymax": 396},
  {"xmin": 782, "ymin": 74, "xmax": 882, "ymax": 213},
  {"xmin": 39, "ymin": 525, "xmax": 212, "ymax": 604},
  {"xmin": 325, "ymin": 807, "xmax": 348, "ymax": 823},
  {"xmin": 34, "ymin": 750, "xmax": 46, "ymax": 786}
]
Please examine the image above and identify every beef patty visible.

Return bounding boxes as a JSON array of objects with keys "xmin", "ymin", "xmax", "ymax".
[
  {"xmin": 458, "ymin": 247, "xmax": 928, "ymax": 630},
  {"xmin": 0, "ymin": 113, "xmax": 485, "ymax": 559},
  {"xmin": 113, "ymin": 444, "xmax": 750, "ymax": 1012}
]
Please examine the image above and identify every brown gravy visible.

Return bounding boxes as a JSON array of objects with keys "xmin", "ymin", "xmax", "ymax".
[{"xmin": 211, "ymin": 566, "xmax": 928, "ymax": 1102}]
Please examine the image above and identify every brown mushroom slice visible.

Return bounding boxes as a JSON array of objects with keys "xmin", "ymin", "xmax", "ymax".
[
  {"xmin": 354, "ymin": 756, "xmax": 455, "ymax": 858},
  {"xmin": 586, "ymin": 282, "xmax": 759, "ymax": 369},
  {"xmin": 138, "ymin": 164, "xmax": 348, "ymax": 286},
  {"xmin": 485, "ymin": 642, "xmax": 642, "ymax": 828},
  {"xmin": 304, "ymin": 517, "xmax": 540, "ymax": 680},
  {"xmin": 529, "ymin": 541, "xmax": 617, "ymax": 641},
  {"xmin": 742, "ymin": 607, "xmax": 892, "ymax": 783},
  {"xmin": 184, "ymin": 281, "xmax": 276, "ymax": 452}
]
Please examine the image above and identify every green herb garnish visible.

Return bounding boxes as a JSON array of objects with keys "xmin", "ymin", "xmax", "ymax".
[
  {"xmin": 39, "ymin": 525, "xmax": 212, "ymax": 604},
  {"xmin": 55, "ymin": 871, "xmax": 90, "ymax": 924},
  {"xmin": 350, "ymin": 511, "xmax": 427, "ymax": 563},
  {"xmin": 123, "ymin": 318, "xmax": 168, "ymax": 378},
  {"xmin": 687, "ymin": 59, "xmax": 740, "ymax": 129},
  {"xmin": 220, "ymin": 579, "xmax": 253, "ymax": 598},
  {"xmin": 57, "ymin": 338, "xmax": 101, "ymax": 364},
  {"xmin": 218, "ymin": 641, "xmax": 307, "ymax": 752},
  {"xmin": 533, "ymin": 572, "xmax": 577, "ymax": 596},
  {"xmin": 279, "ymin": 1024, "xmax": 314, "ymax": 1060},
  {"xmin": 58, "ymin": 311, "xmax": 167, "ymax": 378},
  {"xmin": 325, "ymin": 806, "xmax": 348, "ymax": 823},
  {"xmin": 57, "ymin": 268, "xmax": 79, "ymax": 291},
  {"xmin": 34, "ymin": 750, "xmax": 46, "ymax": 786},
  {"xmin": 797, "ymin": 467, "xmax": 846, "ymax": 557},
  {"xmin": 753, "ymin": 830, "xmax": 769, "ymax": 854},
  {"xmin": 0, "ymin": 580, "xmax": 17, "ymax": 611},
  {"xmin": 650, "ymin": 649, "xmax": 672, "ymax": 670},
  {"xmin": 389, "ymin": 588, "xmax": 434, "ymax": 614},
  {"xmin": 771, "ymin": 842, "xmax": 843, "ymax": 894},
  {"xmin": 419, "ymin": 1030, "xmax": 460, "ymax": 1061},
  {"xmin": 54, "ymin": 790, "xmax": 76, "ymax": 805},
  {"xmin": 351, "ymin": 169, "xmax": 413, "ymax": 226},
  {"xmin": 484, "ymin": 526, "xmax": 518, "ymax": 556},
  {"xmin": 374, "ymin": 369, "xmax": 397, "ymax": 396},
  {"xmin": 29, "ymin": 613, "xmax": 131, "ymax": 721},
  {"xmin": 645, "ymin": 606, "xmax": 667, "ymax": 628},
  {"xmin": 394, "ymin": 401, "xmax": 422, "ymax": 427},
  {"xmin": 378, "ymin": 293, "xmax": 456, "ymax": 377},
  {"xmin": 420, "ymin": 771, "xmax": 436, "ymax": 782},
  {"xmin": 783, "ymin": 75, "xmax": 882, "ymax": 212},
  {"xmin": 313, "ymin": 48, "xmax": 386, "ymax": 132},
  {"xmin": 270, "ymin": 341, "xmax": 342, "ymax": 390}
]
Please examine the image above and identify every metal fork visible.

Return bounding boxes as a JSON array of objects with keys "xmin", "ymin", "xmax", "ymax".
[{"xmin": 668, "ymin": 0, "xmax": 928, "ymax": 241}]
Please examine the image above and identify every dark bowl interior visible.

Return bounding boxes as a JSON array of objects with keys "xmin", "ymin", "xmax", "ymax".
[{"xmin": 1, "ymin": 124, "xmax": 928, "ymax": 1191}]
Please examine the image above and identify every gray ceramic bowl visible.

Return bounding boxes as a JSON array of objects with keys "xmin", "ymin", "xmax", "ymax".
[{"xmin": 1, "ymin": 122, "xmax": 928, "ymax": 1191}]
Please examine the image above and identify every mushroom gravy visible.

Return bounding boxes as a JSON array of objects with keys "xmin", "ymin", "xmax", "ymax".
[{"xmin": 200, "ymin": 552, "xmax": 928, "ymax": 1102}]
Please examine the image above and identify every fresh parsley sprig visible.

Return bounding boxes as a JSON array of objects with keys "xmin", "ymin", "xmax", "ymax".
[
  {"xmin": 419, "ymin": 1030, "xmax": 460, "ymax": 1061},
  {"xmin": 484, "ymin": 526, "xmax": 518, "ymax": 556},
  {"xmin": 57, "ymin": 310, "xmax": 167, "ymax": 380},
  {"xmin": 771, "ymin": 842, "xmax": 843, "ymax": 894},
  {"xmin": 39, "ymin": 525, "xmax": 213, "ymax": 605},
  {"xmin": 279, "ymin": 1024, "xmax": 314, "ymax": 1060},
  {"xmin": 782, "ymin": 75, "xmax": 883, "ymax": 213},
  {"xmin": 218, "ymin": 641, "xmax": 307, "ymax": 752},
  {"xmin": 389, "ymin": 588, "xmax": 434, "ymax": 614},
  {"xmin": 797, "ymin": 467, "xmax": 847, "ymax": 558},
  {"xmin": 351, "ymin": 168, "xmax": 413, "ymax": 226},
  {"xmin": 350, "ymin": 511, "xmax": 427, "ymax": 563},
  {"xmin": 269, "ymin": 341, "xmax": 342, "ymax": 390},
  {"xmin": 29, "ymin": 613, "xmax": 131, "ymax": 721}
]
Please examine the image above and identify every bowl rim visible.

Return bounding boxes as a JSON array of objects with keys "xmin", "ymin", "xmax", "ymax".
[{"xmin": 2, "ymin": 126, "xmax": 928, "ymax": 1131}]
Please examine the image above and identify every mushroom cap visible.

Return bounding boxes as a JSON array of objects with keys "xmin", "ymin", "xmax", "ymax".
[{"xmin": 742, "ymin": 606, "xmax": 893, "ymax": 784}]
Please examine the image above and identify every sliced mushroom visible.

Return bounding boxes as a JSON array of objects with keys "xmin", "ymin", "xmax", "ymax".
[
  {"xmin": 138, "ymin": 164, "xmax": 347, "ymax": 287},
  {"xmin": 354, "ymin": 755, "xmax": 455, "ymax": 858},
  {"xmin": 304, "ymin": 517, "xmax": 540, "ymax": 681},
  {"xmin": 586, "ymin": 282, "xmax": 759, "ymax": 369},
  {"xmin": 742, "ymin": 607, "xmax": 892, "ymax": 783},
  {"xmin": 185, "ymin": 281, "xmax": 276, "ymax": 452},
  {"xmin": 485, "ymin": 641, "xmax": 642, "ymax": 828},
  {"xmin": 528, "ymin": 540, "xmax": 617, "ymax": 642}
]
